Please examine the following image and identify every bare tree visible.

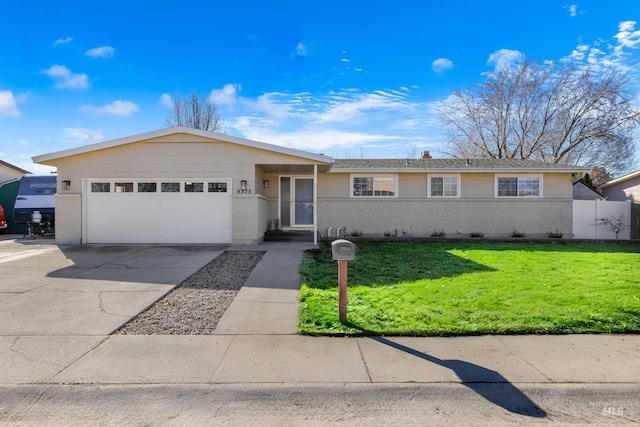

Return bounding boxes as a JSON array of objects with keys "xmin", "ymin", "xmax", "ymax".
[
  {"xmin": 598, "ymin": 215, "xmax": 630, "ymax": 240},
  {"xmin": 165, "ymin": 91, "xmax": 223, "ymax": 132},
  {"xmin": 438, "ymin": 59, "xmax": 640, "ymax": 175},
  {"xmin": 406, "ymin": 144, "xmax": 419, "ymax": 159},
  {"xmin": 589, "ymin": 167, "xmax": 612, "ymax": 186}
]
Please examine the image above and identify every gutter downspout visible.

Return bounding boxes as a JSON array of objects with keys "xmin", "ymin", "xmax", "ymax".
[{"xmin": 313, "ymin": 164, "xmax": 318, "ymax": 246}]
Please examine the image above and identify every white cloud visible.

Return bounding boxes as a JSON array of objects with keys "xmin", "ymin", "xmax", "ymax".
[
  {"xmin": 568, "ymin": 43, "xmax": 589, "ymax": 61},
  {"xmin": 487, "ymin": 49, "xmax": 524, "ymax": 72},
  {"xmin": 233, "ymin": 123, "xmax": 401, "ymax": 152},
  {"xmin": 80, "ymin": 100, "xmax": 139, "ymax": 116},
  {"xmin": 0, "ymin": 90, "xmax": 20, "ymax": 117},
  {"xmin": 53, "ymin": 37, "xmax": 73, "ymax": 46},
  {"xmin": 431, "ymin": 58, "xmax": 454, "ymax": 73},
  {"xmin": 160, "ymin": 93, "xmax": 173, "ymax": 108},
  {"xmin": 615, "ymin": 20, "xmax": 640, "ymax": 50},
  {"xmin": 341, "ymin": 58, "xmax": 350, "ymax": 63},
  {"xmin": 210, "ymin": 83, "xmax": 241, "ymax": 108},
  {"xmin": 563, "ymin": 21, "xmax": 640, "ymax": 72},
  {"xmin": 250, "ymin": 93, "xmax": 290, "ymax": 119},
  {"xmin": 210, "ymin": 84, "xmax": 289, "ymax": 119},
  {"xmin": 312, "ymin": 91, "xmax": 409, "ymax": 124},
  {"xmin": 42, "ymin": 65, "xmax": 89, "ymax": 89},
  {"xmin": 86, "ymin": 45, "xmax": 116, "ymax": 58},
  {"xmin": 62, "ymin": 128, "xmax": 105, "ymax": 145},
  {"xmin": 565, "ymin": 4, "xmax": 579, "ymax": 17},
  {"xmin": 210, "ymin": 86, "xmax": 435, "ymax": 157},
  {"xmin": 292, "ymin": 42, "xmax": 307, "ymax": 57}
]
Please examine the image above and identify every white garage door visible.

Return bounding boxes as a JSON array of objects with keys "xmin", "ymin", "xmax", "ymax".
[{"xmin": 85, "ymin": 179, "xmax": 232, "ymax": 244}]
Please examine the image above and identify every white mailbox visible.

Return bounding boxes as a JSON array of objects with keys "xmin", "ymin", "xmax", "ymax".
[{"xmin": 331, "ymin": 239, "xmax": 356, "ymax": 261}]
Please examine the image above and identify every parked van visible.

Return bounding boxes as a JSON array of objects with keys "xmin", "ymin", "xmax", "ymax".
[
  {"xmin": 13, "ymin": 175, "xmax": 56, "ymax": 227},
  {"xmin": 0, "ymin": 204, "xmax": 6, "ymax": 233}
]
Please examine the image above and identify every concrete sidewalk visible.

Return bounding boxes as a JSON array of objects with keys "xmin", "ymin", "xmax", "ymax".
[
  {"xmin": 0, "ymin": 240, "xmax": 638, "ymax": 387},
  {"xmin": 214, "ymin": 242, "xmax": 314, "ymax": 335}
]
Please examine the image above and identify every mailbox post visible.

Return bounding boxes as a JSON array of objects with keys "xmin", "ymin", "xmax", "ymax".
[{"xmin": 331, "ymin": 239, "xmax": 356, "ymax": 323}]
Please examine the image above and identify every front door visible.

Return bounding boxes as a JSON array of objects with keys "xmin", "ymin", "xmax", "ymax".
[
  {"xmin": 293, "ymin": 177, "xmax": 313, "ymax": 227},
  {"xmin": 280, "ymin": 176, "xmax": 314, "ymax": 228}
]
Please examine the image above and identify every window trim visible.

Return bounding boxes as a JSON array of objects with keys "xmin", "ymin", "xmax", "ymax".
[
  {"xmin": 86, "ymin": 179, "xmax": 233, "ymax": 195},
  {"xmin": 427, "ymin": 174, "xmax": 461, "ymax": 198},
  {"xmin": 350, "ymin": 174, "xmax": 398, "ymax": 198},
  {"xmin": 494, "ymin": 174, "xmax": 543, "ymax": 198},
  {"xmin": 208, "ymin": 181, "xmax": 228, "ymax": 193},
  {"xmin": 184, "ymin": 182, "xmax": 204, "ymax": 193},
  {"xmin": 91, "ymin": 182, "xmax": 111, "ymax": 193}
]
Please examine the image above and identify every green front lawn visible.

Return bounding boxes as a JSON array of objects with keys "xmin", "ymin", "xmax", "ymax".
[{"xmin": 299, "ymin": 241, "xmax": 640, "ymax": 336}]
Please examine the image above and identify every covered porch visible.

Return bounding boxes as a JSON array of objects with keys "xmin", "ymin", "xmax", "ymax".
[{"xmin": 257, "ymin": 163, "xmax": 331, "ymax": 245}]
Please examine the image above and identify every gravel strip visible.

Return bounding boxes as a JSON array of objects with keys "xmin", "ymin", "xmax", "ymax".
[{"xmin": 116, "ymin": 251, "xmax": 264, "ymax": 335}]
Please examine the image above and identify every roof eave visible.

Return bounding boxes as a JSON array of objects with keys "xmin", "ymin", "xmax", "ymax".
[
  {"xmin": 0, "ymin": 159, "xmax": 31, "ymax": 175},
  {"xmin": 598, "ymin": 169, "xmax": 640, "ymax": 188},
  {"xmin": 328, "ymin": 167, "xmax": 590, "ymax": 174},
  {"xmin": 32, "ymin": 126, "xmax": 333, "ymax": 165}
]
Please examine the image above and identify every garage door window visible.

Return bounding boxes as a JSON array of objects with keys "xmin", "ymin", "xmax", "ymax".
[
  {"xmin": 138, "ymin": 183, "xmax": 157, "ymax": 193},
  {"xmin": 91, "ymin": 182, "xmax": 111, "ymax": 193},
  {"xmin": 185, "ymin": 182, "xmax": 204, "ymax": 193},
  {"xmin": 208, "ymin": 182, "xmax": 227, "ymax": 193},
  {"xmin": 161, "ymin": 182, "xmax": 180, "ymax": 193},
  {"xmin": 115, "ymin": 182, "xmax": 133, "ymax": 193}
]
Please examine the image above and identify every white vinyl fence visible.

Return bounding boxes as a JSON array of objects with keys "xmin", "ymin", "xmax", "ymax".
[{"xmin": 573, "ymin": 200, "xmax": 632, "ymax": 240}]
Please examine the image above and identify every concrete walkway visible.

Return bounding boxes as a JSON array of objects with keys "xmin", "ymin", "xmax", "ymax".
[
  {"xmin": 0, "ymin": 238, "xmax": 639, "ymax": 422},
  {"xmin": 213, "ymin": 242, "xmax": 312, "ymax": 335}
]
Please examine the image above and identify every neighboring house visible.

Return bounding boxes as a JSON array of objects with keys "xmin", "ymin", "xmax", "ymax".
[
  {"xmin": 0, "ymin": 160, "xmax": 31, "ymax": 234},
  {"xmin": 598, "ymin": 170, "xmax": 640, "ymax": 202},
  {"xmin": 0, "ymin": 159, "xmax": 30, "ymax": 184},
  {"xmin": 32, "ymin": 127, "xmax": 589, "ymax": 245},
  {"xmin": 573, "ymin": 178, "xmax": 604, "ymax": 200}
]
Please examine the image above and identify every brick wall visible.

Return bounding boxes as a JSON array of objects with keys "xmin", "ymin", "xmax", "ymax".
[
  {"xmin": 231, "ymin": 194, "xmax": 268, "ymax": 244},
  {"xmin": 55, "ymin": 193, "xmax": 82, "ymax": 244},
  {"xmin": 318, "ymin": 198, "xmax": 573, "ymax": 238}
]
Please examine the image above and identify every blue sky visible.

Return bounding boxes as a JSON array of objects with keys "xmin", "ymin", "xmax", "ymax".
[{"xmin": 1, "ymin": 1, "xmax": 639, "ymax": 174}]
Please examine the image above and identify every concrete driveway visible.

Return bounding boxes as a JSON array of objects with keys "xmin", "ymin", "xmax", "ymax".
[{"xmin": 0, "ymin": 239, "xmax": 225, "ymax": 336}]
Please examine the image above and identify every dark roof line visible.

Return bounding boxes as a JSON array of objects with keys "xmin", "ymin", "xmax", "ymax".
[
  {"xmin": 329, "ymin": 158, "xmax": 589, "ymax": 171},
  {"xmin": 0, "ymin": 159, "xmax": 31, "ymax": 175}
]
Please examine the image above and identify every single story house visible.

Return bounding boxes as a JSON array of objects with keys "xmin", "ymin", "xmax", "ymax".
[
  {"xmin": 598, "ymin": 170, "xmax": 640, "ymax": 203},
  {"xmin": 0, "ymin": 159, "xmax": 30, "ymax": 184},
  {"xmin": 572, "ymin": 178, "xmax": 604, "ymax": 200},
  {"xmin": 32, "ymin": 127, "xmax": 589, "ymax": 245}
]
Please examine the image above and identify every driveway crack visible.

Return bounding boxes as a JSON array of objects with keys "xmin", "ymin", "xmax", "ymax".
[
  {"xmin": 495, "ymin": 336, "xmax": 553, "ymax": 382},
  {"xmin": 356, "ymin": 338, "xmax": 373, "ymax": 383},
  {"xmin": 98, "ymin": 292, "xmax": 130, "ymax": 318},
  {"xmin": 8, "ymin": 337, "xmax": 62, "ymax": 368}
]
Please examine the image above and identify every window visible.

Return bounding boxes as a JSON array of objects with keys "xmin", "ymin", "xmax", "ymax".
[
  {"xmin": 351, "ymin": 175, "xmax": 397, "ymax": 197},
  {"xmin": 161, "ymin": 182, "xmax": 180, "ymax": 192},
  {"xmin": 91, "ymin": 182, "xmax": 110, "ymax": 193},
  {"xmin": 429, "ymin": 175, "xmax": 459, "ymax": 198},
  {"xmin": 496, "ymin": 176, "xmax": 541, "ymax": 198},
  {"xmin": 185, "ymin": 182, "xmax": 204, "ymax": 193},
  {"xmin": 138, "ymin": 182, "xmax": 157, "ymax": 193},
  {"xmin": 208, "ymin": 182, "xmax": 228, "ymax": 193},
  {"xmin": 115, "ymin": 182, "xmax": 133, "ymax": 193}
]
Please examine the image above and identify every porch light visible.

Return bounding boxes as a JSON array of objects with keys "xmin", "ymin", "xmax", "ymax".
[
  {"xmin": 263, "ymin": 179, "xmax": 269, "ymax": 188},
  {"xmin": 62, "ymin": 180, "xmax": 71, "ymax": 190},
  {"xmin": 240, "ymin": 180, "xmax": 247, "ymax": 191}
]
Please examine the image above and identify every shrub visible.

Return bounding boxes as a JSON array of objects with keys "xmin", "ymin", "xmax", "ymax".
[
  {"xmin": 511, "ymin": 230, "xmax": 525, "ymax": 238},
  {"xmin": 547, "ymin": 230, "xmax": 563, "ymax": 239},
  {"xmin": 431, "ymin": 229, "xmax": 446, "ymax": 237}
]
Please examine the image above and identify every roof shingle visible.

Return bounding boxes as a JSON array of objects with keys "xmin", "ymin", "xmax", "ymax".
[{"xmin": 329, "ymin": 158, "xmax": 588, "ymax": 173}]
